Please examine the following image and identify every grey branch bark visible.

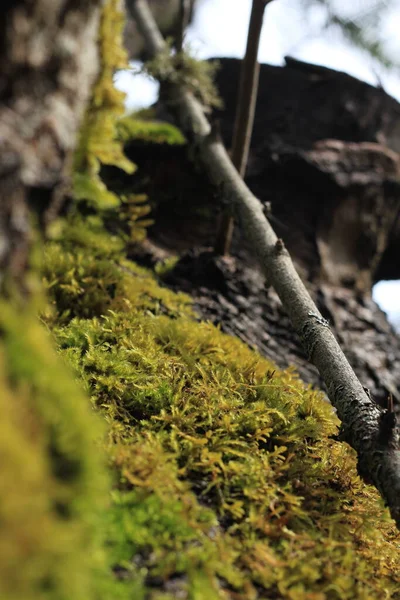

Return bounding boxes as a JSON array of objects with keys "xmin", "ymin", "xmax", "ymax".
[
  {"xmin": 215, "ymin": 0, "xmax": 273, "ymax": 255},
  {"xmin": 129, "ymin": 0, "xmax": 400, "ymax": 528}
]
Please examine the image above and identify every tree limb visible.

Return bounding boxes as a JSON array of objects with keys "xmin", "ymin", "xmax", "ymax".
[
  {"xmin": 128, "ymin": 0, "xmax": 400, "ymax": 528},
  {"xmin": 176, "ymin": 0, "xmax": 191, "ymax": 52},
  {"xmin": 215, "ymin": 0, "xmax": 274, "ymax": 255}
]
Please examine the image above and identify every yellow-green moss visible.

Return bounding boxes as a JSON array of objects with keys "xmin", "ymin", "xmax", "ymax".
[
  {"xmin": 73, "ymin": 0, "xmax": 136, "ymax": 209},
  {"xmin": 41, "ymin": 218, "xmax": 400, "ymax": 600},
  {"xmin": 42, "ymin": 214, "xmax": 192, "ymax": 324},
  {"xmin": 117, "ymin": 116, "xmax": 186, "ymax": 145},
  {"xmin": 8, "ymin": 2, "xmax": 397, "ymax": 595},
  {"xmin": 0, "ymin": 303, "xmax": 108, "ymax": 600}
]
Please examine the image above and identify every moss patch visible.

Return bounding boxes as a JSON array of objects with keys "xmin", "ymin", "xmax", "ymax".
[
  {"xmin": 0, "ymin": 303, "xmax": 108, "ymax": 600},
  {"xmin": 41, "ymin": 217, "xmax": 400, "ymax": 600},
  {"xmin": 43, "ymin": 214, "xmax": 192, "ymax": 324},
  {"xmin": 117, "ymin": 116, "xmax": 186, "ymax": 146},
  {"xmin": 73, "ymin": 0, "xmax": 136, "ymax": 209}
]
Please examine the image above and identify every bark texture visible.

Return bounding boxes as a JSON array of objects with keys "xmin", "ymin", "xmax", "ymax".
[
  {"xmin": 128, "ymin": 0, "xmax": 400, "ymax": 526},
  {"xmin": 213, "ymin": 58, "xmax": 400, "ymax": 291},
  {"xmin": 0, "ymin": 0, "xmax": 103, "ymax": 292},
  {"xmin": 213, "ymin": 58, "xmax": 400, "ymax": 405}
]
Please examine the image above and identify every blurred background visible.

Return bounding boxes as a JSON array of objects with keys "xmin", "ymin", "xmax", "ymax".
[{"xmin": 117, "ymin": 0, "xmax": 400, "ymax": 328}]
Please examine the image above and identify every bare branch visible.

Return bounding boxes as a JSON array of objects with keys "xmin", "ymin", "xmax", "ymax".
[
  {"xmin": 215, "ymin": 0, "xmax": 274, "ymax": 255},
  {"xmin": 176, "ymin": 0, "xmax": 191, "ymax": 52},
  {"xmin": 128, "ymin": 0, "xmax": 400, "ymax": 528},
  {"xmin": 233, "ymin": 0, "xmax": 274, "ymax": 175}
]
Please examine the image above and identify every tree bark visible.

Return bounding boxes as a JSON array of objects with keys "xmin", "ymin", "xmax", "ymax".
[{"xmin": 0, "ymin": 0, "xmax": 103, "ymax": 294}]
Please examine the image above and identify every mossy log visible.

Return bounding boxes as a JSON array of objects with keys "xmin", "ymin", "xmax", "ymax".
[
  {"xmin": 0, "ymin": 303, "xmax": 108, "ymax": 600},
  {"xmin": 39, "ymin": 212, "xmax": 400, "ymax": 599}
]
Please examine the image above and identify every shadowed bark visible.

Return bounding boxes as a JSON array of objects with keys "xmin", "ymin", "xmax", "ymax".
[{"xmin": 212, "ymin": 57, "xmax": 400, "ymax": 290}]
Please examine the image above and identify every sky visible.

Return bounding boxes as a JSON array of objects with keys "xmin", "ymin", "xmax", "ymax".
[{"xmin": 115, "ymin": 0, "xmax": 400, "ymax": 326}]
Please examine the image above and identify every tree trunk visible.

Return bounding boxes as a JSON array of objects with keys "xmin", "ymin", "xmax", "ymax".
[{"xmin": 0, "ymin": 0, "xmax": 103, "ymax": 294}]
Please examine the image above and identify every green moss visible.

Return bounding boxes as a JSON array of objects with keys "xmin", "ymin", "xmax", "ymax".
[
  {"xmin": 41, "ymin": 218, "xmax": 400, "ymax": 600},
  {"xmin": 118, "ymin": 116, "xmax": 186, "ymax": 145},
  {"xmin": 73, "ymin": 0, "xmax": 136, "ymax": 209},
  {"xmin": 6, "ymin": 2, "xmax": 397, "ymax": 594},
  {"xmin": 42, "ymin": 215, "xmax": 192, "ymax": 325},
  {"xmin": 154, "ymin": 255, "xmax": 180, "ymax": 277},
  {"xmin": 0, "ymin": 303, "xmax": 108, "ymax": 600}
]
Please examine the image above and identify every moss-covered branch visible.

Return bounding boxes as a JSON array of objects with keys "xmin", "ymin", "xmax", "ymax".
[{"xmin": 128, "ymin": 0, "xmax": 400, "ymax": 528}]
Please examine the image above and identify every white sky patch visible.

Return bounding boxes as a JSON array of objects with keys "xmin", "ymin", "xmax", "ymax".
[
  {"xmin": 114, "ymin": 61, "xmax": 159, "ymax": 110},
  {"xmin": 373, "ymin": 281, "xmax": 400, "ymax": 327},
  {"xmin": 116, "ymin": 0, "xmax": 400, "ymax": 106}
]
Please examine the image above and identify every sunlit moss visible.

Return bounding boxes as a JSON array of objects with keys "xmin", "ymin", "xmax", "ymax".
[
  {"xmin": 42, "ymin": 214, "xmax": 192, "ymax": 325},
  {"xmin": 41, "ymin": 217, "xmax": 400, "ymax": 600},
  {"xmin": 11, "ymin": 0, "xmax": 398, "ymax": 595},
  {"xmin": 117, "ymin": 116, "xmax": 186, "ymax": 145}
]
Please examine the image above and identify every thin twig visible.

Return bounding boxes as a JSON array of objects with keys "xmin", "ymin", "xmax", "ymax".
[
  {"xmin": 176, "ymin": 0, "xmax": 191, "ymax": 52},
  {"xmin": 215, "ymin": 0, "xmax": 274, "ymax": 255},
  {"xmin": 128, "ymin": 0, "xmax": 400, "ymax": 528}
]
